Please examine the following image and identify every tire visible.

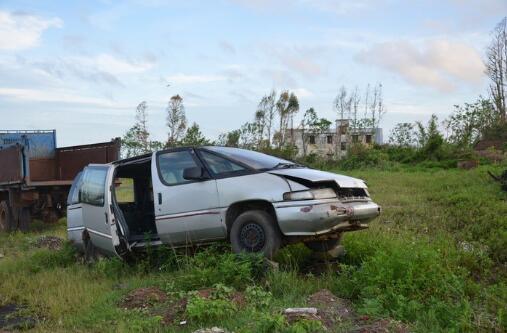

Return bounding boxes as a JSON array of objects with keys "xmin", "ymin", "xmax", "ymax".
[
  {"xmin": 18, "ymin": 207, "xmax": 32, "ymax": 232},
  {"xmin": 304, "ymin": 237, "xmax": 341, "ymax": 252},
  {"xmin": 230, "ymin": 210, "xmax": 281, "ymax": 258},
  {"xmin": 0, "ymin": 201, "xmax": 14, "ymax": 233}
]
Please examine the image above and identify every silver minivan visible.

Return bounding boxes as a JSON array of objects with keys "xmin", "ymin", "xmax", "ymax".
[{"xmin": 67, "ymin": 147, "xmax": 381, "ymax": 259}]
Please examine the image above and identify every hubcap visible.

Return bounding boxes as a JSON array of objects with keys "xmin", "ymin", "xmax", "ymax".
[{"xmin": 239, "ymin": 222, "xmax": 265, "ymax": 252}]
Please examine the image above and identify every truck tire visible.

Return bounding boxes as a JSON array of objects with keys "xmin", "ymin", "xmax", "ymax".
[
  {"xmin": 230, "ymin": 210, "xmax": 281, "ymax": 258},
  {"xmin": 18, "ymin": 207, "xmax": 32, "ymax": 232},
  {"xmin": 0, "ymin": 201, "xmax": 14, "ymax": 233},
  {"xmin": 304, "ymin": 238, "xmax": 341, "ymax": 252}
]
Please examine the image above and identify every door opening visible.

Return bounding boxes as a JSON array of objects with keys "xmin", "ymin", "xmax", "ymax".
[{"xmin": 113, "ymin": 158, "xmax": 158, "ymax": 242}]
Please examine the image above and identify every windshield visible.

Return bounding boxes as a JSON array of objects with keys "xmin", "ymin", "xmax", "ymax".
[{"xmin": 204, "ymin": 146, "xmax": 302, "ymax": 170}]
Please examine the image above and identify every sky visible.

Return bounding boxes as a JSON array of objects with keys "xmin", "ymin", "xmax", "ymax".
[{"xmin": 0, "ymin": 0, "xmax": 506, "ymax": 146}]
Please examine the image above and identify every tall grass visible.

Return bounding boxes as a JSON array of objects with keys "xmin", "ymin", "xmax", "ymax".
[{"xmin": 0, "ymin": 166, "xmax": 505, "ymax": 332}]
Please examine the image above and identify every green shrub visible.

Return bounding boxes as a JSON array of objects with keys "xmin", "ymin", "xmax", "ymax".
[
  {"xmin": 27, "ymin": 242, "xmax": 76, "ymax": 272},
  {"xmin": 177, "ymin": 247, "xmax": 264, "ymax": 290},
  {"xmin": 186, "ymin": 294, "xmax": 237, "ymax": 322},
  {"xmin": 334, "ymin": 234, "xmax": 471, "ymax": 331}
]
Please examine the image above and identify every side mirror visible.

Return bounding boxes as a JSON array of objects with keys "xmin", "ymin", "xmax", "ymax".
[{"xmin": 183, "ymin": 167, "xmax": 207, "ymax": 181}]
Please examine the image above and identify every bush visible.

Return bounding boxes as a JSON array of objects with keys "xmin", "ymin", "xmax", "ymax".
[
  {"xmin": 177, "ymin": 247, "xmax": 264, "ymax": 290},
  {"xmin": 334, "ymin": 234, "xmax": 471, "ymax": 331}
]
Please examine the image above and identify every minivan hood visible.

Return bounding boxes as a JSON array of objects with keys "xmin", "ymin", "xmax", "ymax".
[{"xmin": 268, "ymin": 168, "xmax": 367, "ymax": 188}]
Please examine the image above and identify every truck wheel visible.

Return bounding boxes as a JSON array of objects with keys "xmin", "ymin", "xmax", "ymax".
[
  {"xmin": 304, "ymin": 238, "xmax": 341, "ymax": 252},
  {"xmin": 230, "ymin": 210, "xmax": 281, "ymax": 258},
  {"xmin": 18, "ymin": 207, "xmax": 32, "ymax": 232},
  {"xmin": 0, "ymin": 201, "xmax": 14, "ymax": 233}
]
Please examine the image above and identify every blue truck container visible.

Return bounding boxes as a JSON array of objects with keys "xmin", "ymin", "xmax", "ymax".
[{"xmin": 0, "ymin": 130, "xmax": 120, "ymax": 232}]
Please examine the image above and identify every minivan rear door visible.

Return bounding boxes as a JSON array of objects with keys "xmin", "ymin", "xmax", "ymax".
[
  {"xmin": 80, "ymin": 164, "xmax": 120, "ymax": 255},
  {"xmin": 67, "ymin": 171, "xmax": 84, "ymax": 250}
]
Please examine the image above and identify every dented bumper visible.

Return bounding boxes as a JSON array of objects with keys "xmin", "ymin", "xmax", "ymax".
[{"xmin": 274, "ymin": 199, "xmax": 381, "ymax": 236}]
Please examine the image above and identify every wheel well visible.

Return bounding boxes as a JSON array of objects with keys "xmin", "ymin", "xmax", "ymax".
[{"xmin": 225, "ymin": 200, "xmax": 278, "ymax": 238}]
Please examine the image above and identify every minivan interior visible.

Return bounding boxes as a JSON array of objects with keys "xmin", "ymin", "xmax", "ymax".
[{"xmin": 112, "ymin": 156, "xmax": 157, "ymax": 241}]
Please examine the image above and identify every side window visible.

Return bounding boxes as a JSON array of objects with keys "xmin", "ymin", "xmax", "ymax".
[
  {"xmin": 68, "ymin": 172, "xmax": 83, "ymax": 205},
  {"xmin": 200, "ymin": 151, "xmax": 246, "ymax": 176},
  {"xmin": 115, "ymin": 178, "xmax": 135, "ymax": 203},
  {"xmin": 80, "ymin": 167, "xmax": 107, "ymax": 206},
  {"xmin": 158, "ymin": 150, "xmax": 200, "ymax": 185}
]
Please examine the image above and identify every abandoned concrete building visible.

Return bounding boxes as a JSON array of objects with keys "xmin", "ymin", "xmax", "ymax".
[{"xmin": 288, "ymin": 119, "xmax": 383, "ymax": 158}]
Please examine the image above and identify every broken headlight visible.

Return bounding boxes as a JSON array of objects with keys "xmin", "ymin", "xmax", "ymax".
[{"xmin": 283, "ymin": 188, "xmax": 337, "ymax": 201}]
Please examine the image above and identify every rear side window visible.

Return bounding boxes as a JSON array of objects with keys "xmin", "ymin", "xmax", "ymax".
[
  {"xmin": 80, "ymin": 167, "xmax": 107, "ymax": 206},
  {"xmin": 157, "ymin": 150, "xmax": 200, "ymax": 185},
  {"xmin": 200, "ymin": 151, "xmax": 246, "ymax": 176},
  {"xmin": 67, "ymin": 172, "xmax": 83, "ymax": 205}
]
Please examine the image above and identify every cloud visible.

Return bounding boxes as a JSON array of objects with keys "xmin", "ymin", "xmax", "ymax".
[
  {"xmin": 0, "ymin": 11, "xmax": 62, "ymax": 50},
  {"xmin": 86, "ymin": 54, "xmax": 155, "ymax": 75},
  {"xmin": 17, "ymin": 53, "xmax": 155, "ymax": 87},
  {"xmin": 166, "ymin": 73, "xmax": 226, "ymax": 84},
  {"xmin": 0, "ymin": 87, "xmax": 129, "ymax": 109},
  {"xmin": 356, "ymin": 39, "xmax": 485, "ymax": 92},
  {"xmin": 266, "ymin": 45, "xmax": 324, "ymax": 78},
  {"xmin": 230, "ymin": 0, "xmax": 381, "ymax": 15},
  {"xmin": 219, "ymin": 41, "xmax": 236, "ymax": 54},
  {"xmin": 292, "ymin": 87, "xmax": 313, "ymax": 98}
]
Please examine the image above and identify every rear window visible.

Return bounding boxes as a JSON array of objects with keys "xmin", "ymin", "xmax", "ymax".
[
  {"xmin": 80, "ymin": 167, "xmax": 107, "ymax": 206},
  {"xmin": 67, "ymin": 172, "xmax": 83, "ymax": 205}
]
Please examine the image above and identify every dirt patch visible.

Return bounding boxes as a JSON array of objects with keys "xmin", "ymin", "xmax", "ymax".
[
  {"xmin": 34, "ymin": 236, "xmax": 64, "ymax": 251},
  {"xmin": 194, "ymin": 288, "xmax": 246, "ymax": 308},
  {"xmin": 307, "ymin": 289, "xmax": 354, "ymax": 329},
  {"xmin": 306, "ymin": 290, "xmax": 411, "ymax": 332},
  {"xmin": 0, "ymin": 303, "xmax": 36, "ymax": 331},
  {"xmin": 161, "ymin": 298, "xmax": 188, "ymax": 325},
  {"xmin": 119, "ymin": 287, "xmax": 168, "ymax": 309}
]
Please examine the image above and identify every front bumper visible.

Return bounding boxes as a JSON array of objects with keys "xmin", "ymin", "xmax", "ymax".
[{"xmin": 274, "ymin": 198, "xmax": 381, "ymax": 236}]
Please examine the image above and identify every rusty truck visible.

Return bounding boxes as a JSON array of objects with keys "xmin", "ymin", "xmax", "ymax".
[{"xmin": 0, "ymin": 130, "xmax": 120, "ymax": 232}]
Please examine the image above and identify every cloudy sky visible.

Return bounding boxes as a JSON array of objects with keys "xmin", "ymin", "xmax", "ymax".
[{"xmin": 0, "ymin": 0, "xmax": 505, "ymax": 146}]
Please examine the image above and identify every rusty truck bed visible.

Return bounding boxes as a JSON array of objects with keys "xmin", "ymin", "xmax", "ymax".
[{"xmin": 0, "ymin": 139, "xmax": 120, "ymax": 187}]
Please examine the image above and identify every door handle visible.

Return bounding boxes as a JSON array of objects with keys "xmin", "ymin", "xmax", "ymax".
[
  {"xmin": 158, "ymin": 193, "xmax": 162, "ymax": 205},
  {"xmin": 104, "ymin": 212, "xmax": 108, "ymax": 225}
]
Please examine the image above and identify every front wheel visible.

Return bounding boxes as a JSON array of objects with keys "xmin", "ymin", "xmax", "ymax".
[{"xmin": 230, "ymin": 210, "xmax": 281, "ymax": 258}]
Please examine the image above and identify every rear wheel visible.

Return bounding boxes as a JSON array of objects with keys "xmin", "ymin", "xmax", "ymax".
[
  {"xmin": 18, "ymin": 207, "xmax": 32, "ymax": 232},
  {"xmin": 304, "ymin": 237, "xmax": 341, "ymax": 252},
  {"xmin": 0, "ymin": 201, "xmax": 14, "ymax": 233},
  {"xmin": 230, "ymin": 210, "xmax": 281, "ymax": 258}
]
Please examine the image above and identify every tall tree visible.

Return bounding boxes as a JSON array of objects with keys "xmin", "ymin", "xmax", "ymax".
[
  {"xmin": 389, "ymin": 123, "xmax": 415, "ymax": 147},
  {"xmin": 276, "ymin": 91, "xmax": 290, "ymax": 147},
  {"xmin": 258, "ymin": 90, "xmax": 276, "ymax": 146},
  {"xmin": 287, "ymin": 92, "xmax": 299, "ymax": 146},
  {"xmin": 181, "ymin": 122, "xmax": 210, "ymax": 146},
  {"xmin": 254, "ymin": 109, "xmax": 266, "ymax": 148},
  {"xmin": 166, "ymin": 94, "xmax": 187, "ymax": 147},
  {"xmin": 334, "ymin": 86, "xmax": 352, "ymax": 156},
  {"xmin": 485, "ymin": 17, "xmax": 507, "ymax": 122},
  {"xmin": 135, "ymin": 101, "xmax": 150, "ymax": 153},
  {"xmin": 121, "ymin": 101, "xmax": 151, "ymax": 158}
]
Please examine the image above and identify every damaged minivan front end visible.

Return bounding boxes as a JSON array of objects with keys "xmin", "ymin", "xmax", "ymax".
[{"xmin": 270, "ymin": 168, "xmax": 381, "ymax": 238}]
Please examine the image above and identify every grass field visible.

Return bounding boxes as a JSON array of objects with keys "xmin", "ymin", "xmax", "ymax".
[{"xmin": 0, "ymin": 166, "xmax": 506, "ymax": 332}]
